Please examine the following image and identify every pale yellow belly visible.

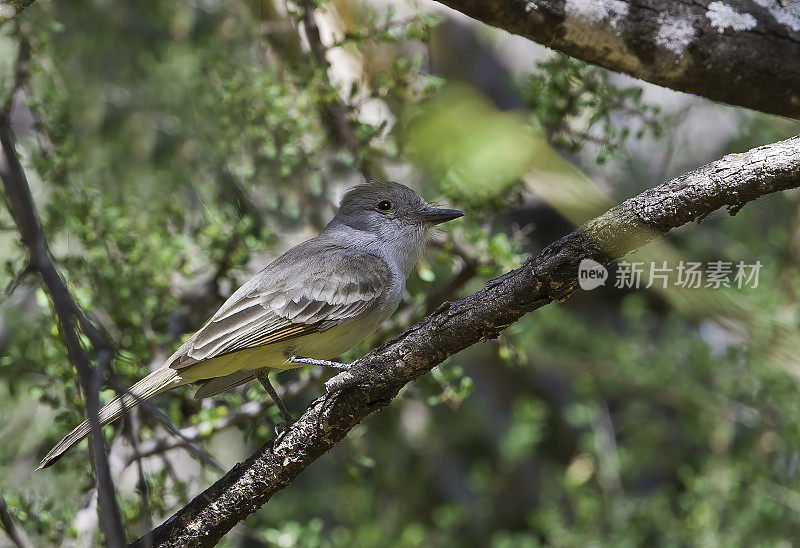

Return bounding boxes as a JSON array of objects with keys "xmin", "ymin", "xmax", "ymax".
[{"xmin": 178, "ymin": 318, "xmax": 376, "ymax": 383}]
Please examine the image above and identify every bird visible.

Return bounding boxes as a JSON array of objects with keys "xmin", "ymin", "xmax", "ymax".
[{"xmin": 38, "ymin": 181, "xmax": 463, "ymax": 468}]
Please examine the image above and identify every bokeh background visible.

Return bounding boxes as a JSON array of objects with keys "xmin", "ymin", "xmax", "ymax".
[{"xmin": 2, "ymin": 0, "xmax": 800, "ymax": 545}]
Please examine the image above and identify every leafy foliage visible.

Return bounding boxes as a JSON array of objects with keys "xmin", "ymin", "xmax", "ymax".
[{"xmin": 523, "ymin": 53, "xmax": 664, "ymax": 164}]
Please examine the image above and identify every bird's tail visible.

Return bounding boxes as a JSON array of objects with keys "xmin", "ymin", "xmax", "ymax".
[{"xmin": 38, "ymin": 367, "xmax": 181, "ymax": 469}]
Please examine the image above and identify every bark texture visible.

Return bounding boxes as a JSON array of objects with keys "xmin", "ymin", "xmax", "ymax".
[
  {"xmin": 133, "ymin": 136, "xmax": 800, "ymax": 547},
  {"xmin": 433, "ymin": 0, "xmax": 800, "ymax": 120},
  {"xmin": 0, "ymin": 1, "xmax": 36, "ymax": 18}
]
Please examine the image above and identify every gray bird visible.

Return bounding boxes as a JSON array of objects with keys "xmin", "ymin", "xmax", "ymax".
[{"xmin": 39, "ymin": 181, "xmax": 463, "ymax": 468}]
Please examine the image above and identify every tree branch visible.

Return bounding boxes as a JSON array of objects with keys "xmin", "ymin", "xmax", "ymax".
[
  {"xmin": 134, "ymin": 135, "xmax": 800, "ymax": 546},
  {"xmin": 8, "ymin": 0, "xmax": 800, "ymax": 119},
  {"xmin": 0, "ymin": 109, "xmax": 127, "ymax": 547},
  {"xmin": 0, "ymin": 492, "xmax": 32, "ymax": 548},
  {"xmin": 432, "ymin": 0, "xmax": 800, "ymax": 120}
]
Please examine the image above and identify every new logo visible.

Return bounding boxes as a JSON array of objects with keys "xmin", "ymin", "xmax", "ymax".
[{"xmin": 578, "ymin": 258, "xmax": 608, "ymax": 290}]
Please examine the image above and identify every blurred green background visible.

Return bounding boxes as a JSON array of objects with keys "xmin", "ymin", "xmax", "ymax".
[{"xmin": 2, "ymin": 0, "xmax": 800, "ymax": 546}]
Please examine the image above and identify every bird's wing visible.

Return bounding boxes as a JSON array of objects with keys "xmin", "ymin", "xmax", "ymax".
[{"xmin": 169, "ymin": 241, "xmax": 391, "ymax": 371}]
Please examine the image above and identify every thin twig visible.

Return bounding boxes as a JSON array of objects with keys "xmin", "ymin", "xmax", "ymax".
[
  {"xmin": 0, "ymin": 492, "xmax": 32, "ymax": 548},
  {"xmin": 122, "ymin": 409, "xmax": 153, "ymax": 548},
  {"xmin": 106, "ymin": 375, "xmax": 224, "ymax": 473},
  {"xmin": 2, "ymin": 21, "xmax": 28, "ymax": 114},
  {"xmin": 126, "ymin": 371, "xmax": 321, "ymax": 464}
]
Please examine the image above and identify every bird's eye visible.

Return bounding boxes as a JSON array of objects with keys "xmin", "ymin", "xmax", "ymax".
[{"xmin": 377, "ymin": 200, "xmax": 393, "ymax": 212}]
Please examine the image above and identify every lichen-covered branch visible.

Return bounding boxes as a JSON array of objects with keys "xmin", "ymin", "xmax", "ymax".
[
  {"xmin": 6, "ymin": 1, "xmax": 800, "ymax": 119},
  {"xmin": 432, "ymin": 0, "xmax": 800, "ymax": 119},
  {"xmin": 134, "ymin": 135, "xmax": 800, "ymax": 547}
]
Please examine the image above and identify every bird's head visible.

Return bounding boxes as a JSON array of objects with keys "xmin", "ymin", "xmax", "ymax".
[
  {"xmin": 333, "ymin": 181, "xmax": 463, "ymax": 234},
  {"xmin": 328, "ymin": 181, "xmax": 464, "ymax": 271}
]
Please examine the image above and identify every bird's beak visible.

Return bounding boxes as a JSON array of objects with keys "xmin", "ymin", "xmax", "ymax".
[{"xmin": 418, "ymin": 207, "xmax": 464, "ymax": 225}]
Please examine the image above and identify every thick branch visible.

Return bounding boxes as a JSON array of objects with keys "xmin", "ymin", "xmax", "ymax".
[
  {"xmin": 7, "ymin": 0, "xmax": 800, "ymax": 121},
  {"xmin": 433, "ymin": 0, "xmax": 800, "ymax": 120},
  {"xmin": 135, "ymin": 136, "xmax": 800, "ymax": 547},
  {"xmin": 7, "ymin": 0, "xmax": 800, "ymax": 120}
]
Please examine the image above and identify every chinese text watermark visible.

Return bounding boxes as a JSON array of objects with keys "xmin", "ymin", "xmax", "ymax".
[{"xmin": 578, "ymin": 260, "xmax": 761, "ymax": 291}]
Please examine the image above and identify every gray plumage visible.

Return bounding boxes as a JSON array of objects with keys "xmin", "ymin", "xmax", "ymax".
[{"xmin": 39, "ymin": 181, "xmax": 463, "ymax": 468}]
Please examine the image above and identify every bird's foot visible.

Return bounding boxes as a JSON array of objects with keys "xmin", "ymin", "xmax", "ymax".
[
  {"xmin": 288, "ymin": 356, "xmax": 351, "ymax": 371},
  {"xmin": 288, "ymin": 356, "xmax": 360, "ymax": 393}
]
